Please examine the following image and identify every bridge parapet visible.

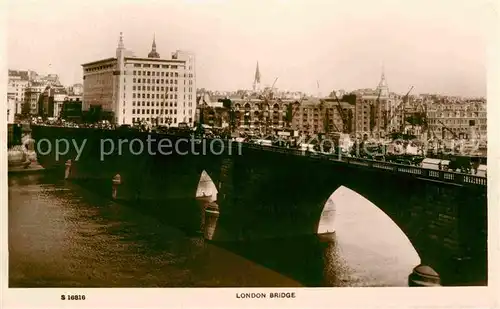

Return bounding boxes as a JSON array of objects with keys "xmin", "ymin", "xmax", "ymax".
[{"xmin": 237, "ymin": 143, "xmax": 487, "ymax": 187}]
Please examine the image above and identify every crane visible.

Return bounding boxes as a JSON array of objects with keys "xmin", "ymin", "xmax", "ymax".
[
  {"xmin": 332, "ymin": 90, "xmax": 349, "ymax": 133},
  {"xmin": 265, "ymin": 77, "xmax": 279, "ymax": 100},
  {"xmin": 319, "ymin": 98, "xmax": 341, "ymax": 133},
  {"xmin": 399, "ymin": 86, "xmax": 414, "ymax": 132},
  {"xmin": 438, "ymin": 119, "xmax": 458, "ymax": 139}
]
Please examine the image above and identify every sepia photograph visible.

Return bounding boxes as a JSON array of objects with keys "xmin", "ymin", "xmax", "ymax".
[{"xmin": 2, "ymin": 0, "xmax": 498, "ymax": 307}]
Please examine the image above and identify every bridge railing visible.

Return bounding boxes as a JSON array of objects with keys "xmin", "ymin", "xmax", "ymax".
[{"xmin": 239, "ymin": 142, "xmax": 487, "ymax": 187}]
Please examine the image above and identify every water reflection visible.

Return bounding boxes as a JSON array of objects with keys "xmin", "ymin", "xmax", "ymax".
[
  {"xmin": 217, "ymin": 186, "xmax": 421, "ymax": 287},
  {"xmin": 9, "ymin": 173, "xmax": 419, "ymax": 287},
  {"xmin": 8, "ymin": 173, "xmax": 300, "ymax": 287},
  {"xmin": 329, "ymin": 186, "xmax": 421, "ymax": 286}
]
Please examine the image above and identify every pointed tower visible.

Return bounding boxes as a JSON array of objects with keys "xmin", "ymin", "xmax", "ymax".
[
  {"xmin": 253, "ymin": 61, "xmax": 261, "ymax": 92},
  {"xmin": 148, "ymin": 34, "xmax": 160, "ymax": 58},
  {"xmin": 116, "ymin": 32, "xmax": 125, "ymax": 57},
  {"xmin": 376, "ymin": 65, "xmax": 389, "ymax": 97},
  {"xmin": 115, "ymin": 32, "xmax": 126, "ymax": 125}
]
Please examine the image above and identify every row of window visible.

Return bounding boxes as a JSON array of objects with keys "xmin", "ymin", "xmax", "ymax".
[
  {"xmin": 427, "ymin": 119, "xmax": 487, "ymax": 125},
  {"xmin": 132, "ymin": 109, "xmax": 178, "ymax": 115},
  {"xmin": 132, "ymin": 86, "xmax": 178, "ymax": 92},
  {"xmin": 428, "ymin": 113, "xmax": 485, "ymax": 118},
  {"xmin": 429, "ymin": 126, "xmax": 488, "ymax": 131},
  {"xmin": 132, "ymin": 101, "xmax": 178, "ymax": 107},
  {"xmin": 133, "ymin": 78, "xmax": 178, "ymax": 84},
  {"xmin": 132, "ymin": 64, "xmax": 179, "ymax": 69},
  {"xmin": 132, "ymin": 70, "xmax": 179, "ymax": 77},
  {"xmin": 130, "ymin": 100, "xmax": 193, "ymax": 107},
  {"xmin": 132, "ymin": 93, "xmax": 179, "ymax": 99}
]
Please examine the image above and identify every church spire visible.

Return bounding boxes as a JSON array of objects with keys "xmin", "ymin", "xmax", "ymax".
[
  {"xmin": 253, "ymin": 61, "xmax": 261, "ymax": 91},
  {"xmin": 148, "ymin": 34, "xmax": 160, "ymax": 58}
]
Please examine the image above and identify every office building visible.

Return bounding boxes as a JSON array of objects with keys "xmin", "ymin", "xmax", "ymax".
[{"xmin": 82, "ymin": 33, "xmax": 196, "ymax": 126}]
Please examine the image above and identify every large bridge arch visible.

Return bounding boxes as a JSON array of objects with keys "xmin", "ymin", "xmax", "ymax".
[
  {"xmin": 317, "ymin": 185, "xmax": 422, "ymax": 285},
  {"xmin": 223, "ymin": 150, "xmax": 486, "ymax": 283},
  {"xmin": 317, "ymin": 185, "xmax": 421, "ymax": 263},
  {"xmin": 317, "ymin": 184, "xmax": 425, "ymax": 259}
]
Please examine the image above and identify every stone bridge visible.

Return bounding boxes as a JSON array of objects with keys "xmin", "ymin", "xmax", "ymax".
[{"xmin": 30, "ymin": 126, "xmax": 487, "ymax": 285}]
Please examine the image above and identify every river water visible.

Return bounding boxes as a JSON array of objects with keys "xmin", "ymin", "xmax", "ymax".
[{"xmin": 8, "ymin": 171, "xmax": 419, "ymax": 287}]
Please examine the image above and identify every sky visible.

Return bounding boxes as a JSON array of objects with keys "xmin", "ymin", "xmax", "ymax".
[{"xmin": 6, "ymin": 0, "xmax": 494, "ymax": 97}]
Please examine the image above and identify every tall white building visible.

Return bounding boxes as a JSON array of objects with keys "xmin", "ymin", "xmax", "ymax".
[
  {"xmin": 8, "ymin": 70, "xmax": 30, "ymax": 106},
  {"xmin": 82, "ymin": 33, "xmax": 197, "ymax": 126}
]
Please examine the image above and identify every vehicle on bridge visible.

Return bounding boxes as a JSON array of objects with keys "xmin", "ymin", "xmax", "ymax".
[
  {"xmin": 421, "ymin": 158, "xmax": 450, "ymax": 170},
  {"xmin": 476, "ymin": 164, "xmax": 487, "ymax": 177}
]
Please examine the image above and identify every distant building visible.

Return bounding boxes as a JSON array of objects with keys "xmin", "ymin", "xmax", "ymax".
[
  {"xmin": 197, "ymin": 93, "xmax": 223, "ymax": 108},
  {"xmin": 68, "ymin": 83, "xmax": 83, "ymax": 95},
  {"xmin": 8, "ymin": 70, "xmax": 65, "ymax": 117},
  {"xmin": 66, "ymin": 94, "xmax": 82, "ymax": 102},
  {"xmin": 197, "ymin": 91, "xmax": 354, "ymax": 135},
  {"xmin": 82, "ymin": 32, "xmax": 197, "ymax": 126},
  {"xmin": 290, "ymin": 98, "xmax": 355, "ymax": 135},
  {"xmin": 24, "ymin": 82, "xmax": 47, "ymax": 115},
  {"xmin": 41, "ymin": 74, "xmax": 60, "ymax": 85},
  {"xmin": 8, "ymin": 70, "xmax": 30, "ymax": 106},
  {"xmin": 39, "ymin": 85, "xmax": 67, "ymax": 118},
  {"xmin": 353, "ymin": 69, "xmax": 402, "ymax": 138},
  {"xmin": 426, "ymin": 100, "xmax": 487, "ymax": 140}
]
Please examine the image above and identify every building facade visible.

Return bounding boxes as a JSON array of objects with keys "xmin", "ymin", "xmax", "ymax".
[
  {"xmin": 197, "ymin": 92, "xmax": 354, "ymax": 135},
  {"xmin": 353, "ymin": 71, "xmax": 402, "ymax": 138},
  {"xmin": 24, "ymin": 82, "xmax": 47, "ymax": 115},
  {"xmin": 290, "ymin": 99, "xmax": 354, "ymax": 135},
  {"xmin": 82, "ymin": 33, "xmax": 197, "ymax": 126},
  {"xmin": 38, "ymin": 85, "xmax": 67, "ymax": 118},
  {"xmin": 426, "ymin": 100, "xmax": 487, "ymax": 140},
  {"xmin": 8, "ymin": 70, "xmax": 30, "ymax": 111}
]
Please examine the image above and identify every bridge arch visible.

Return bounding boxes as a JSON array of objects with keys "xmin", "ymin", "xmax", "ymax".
[
  {"xmin": 317, "ymin": 185, "xmax": 421, "ymax": 264},
  {"xmin": 195, "ymin": 170, "xmax": 218, "ymax": 202}
]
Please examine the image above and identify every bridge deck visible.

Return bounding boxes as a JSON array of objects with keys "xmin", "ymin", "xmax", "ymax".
[{"xmin": 239, "ymin": 143, "xmax": 487, "ymax": 187}]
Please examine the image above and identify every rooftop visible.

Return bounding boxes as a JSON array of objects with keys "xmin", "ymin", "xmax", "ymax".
[
  {"xmin": 8, "ymin": 70, "xmax": 30, "ymax": 80},
  {"xmin": 81, "ymin": 57, "xmax": 117, "ymax": 67}
]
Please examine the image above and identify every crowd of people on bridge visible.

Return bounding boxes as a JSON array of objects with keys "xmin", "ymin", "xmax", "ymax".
[{"xmin": 20, "ymin": 119, "xmax": 485, "ymax": 176}]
